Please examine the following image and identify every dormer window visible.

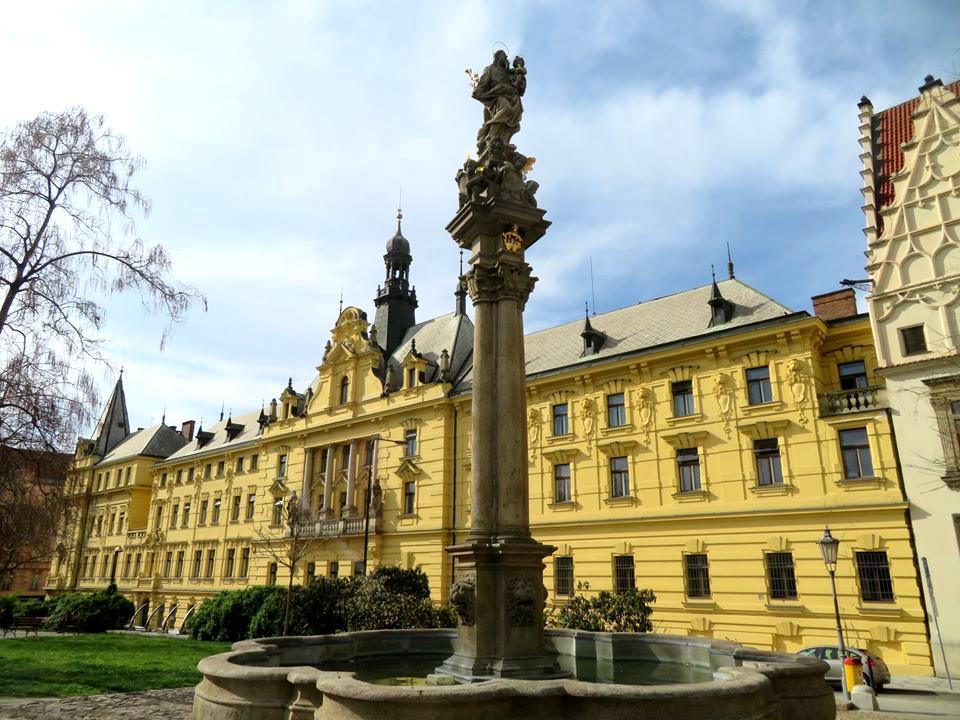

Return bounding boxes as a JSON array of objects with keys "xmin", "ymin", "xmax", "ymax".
[
  {"xmin": 581, "ymin": 313, "xmax": 605, "ymax": 357},
  {"xmin": 339, "ymin": 376, "xmax": 350, "ymax": 405},
  {"xmin": 407, "ymin": 368, "xmax": 417, "ymax": 388}
]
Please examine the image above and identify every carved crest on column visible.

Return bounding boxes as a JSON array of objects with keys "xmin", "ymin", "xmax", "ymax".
[
  {"xmin": 782, "ymin": 359, "xmax": 809, "ymax": 424},
  {"xmin": 527, "ymin": 407, "xmax": 542, "ymax": 461},
  {"xmin": 450, "ymin": 573, "xmax": 476, "ymax": 626},
  {"xmin": 713, "ymin": 373, "xmax": 736, "ymax": 437},
  {"xmin": 580, "ymin": 397, "xmax": 598, "ymax": 450},
  {"xmin": 505, "ymin": 574, "xmax": 536, "ymax": 626},
  {"xmin": 636, "ymin": 387, "xmax": 655, "ymax": 442}
]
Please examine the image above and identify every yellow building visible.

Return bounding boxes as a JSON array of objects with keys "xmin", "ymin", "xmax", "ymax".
[{"xmin": 51, "ymin": 221, "xmax": 933, "ymax": 675}]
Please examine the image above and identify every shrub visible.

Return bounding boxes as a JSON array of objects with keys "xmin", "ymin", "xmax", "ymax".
[
  {"xmin": 188, "ymin": 586, "xmax": 286, "ymax": 642},
  {"xmin": 14, "ymin": 598, "xmax": 47, "ymax": 619},
  {"xmin": 548, "ymin": 588, "xmax": 656, "ymax": 633},
  {"xmin": 0, "ymin": 596, "xmax": 15, "ymax": 629},
  {"xmin": 369, "ymin": 566, "xmax": 431, "ymax": 600},
  {"xmin": 44, "ymin": 584, "xmax": 135, "ymax": 632}
]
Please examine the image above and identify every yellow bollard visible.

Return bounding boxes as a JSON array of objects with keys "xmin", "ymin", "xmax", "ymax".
[{"xmin": 843, "ymin": 655, "xmax": 864, "ymax": 689}]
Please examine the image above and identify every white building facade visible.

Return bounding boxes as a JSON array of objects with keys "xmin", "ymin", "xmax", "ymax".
[{"xmin": 861, "ymin": 76, "xmax": 960, "ymax": 677}]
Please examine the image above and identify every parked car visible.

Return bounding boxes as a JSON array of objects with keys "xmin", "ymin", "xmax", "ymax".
[{"xmin": 796, "ymin": 646, "xmax": 890, "ymax": 691}]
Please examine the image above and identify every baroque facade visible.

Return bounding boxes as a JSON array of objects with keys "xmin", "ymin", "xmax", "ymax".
[
  {"xmin": 861, "ymin": 76, "xmax": 960, "ymax": 676},
  {"xmin": 50, "ymin": 215, "xmax": 934, "ymax": 675}
]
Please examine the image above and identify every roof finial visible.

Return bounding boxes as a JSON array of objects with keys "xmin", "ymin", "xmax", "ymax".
[
  {"xmin": 459, "ymin": 249, "xmax": 464, "ymax": 276},
  {"xmin": 119, "ymin": 365, "xmax": 124, "ymax": 380},
  {"xmin": 726, "ymin": 242, "xmax": 735, "ymax": 279},
  {"xmin": 161, "ymin": 405, "xmax": 166, "ymax": 425},
  {"xmin": 711, "ymin": 264, "xmax": 716, "ymax": 283},
  {"xmin": 585, "ymin": 300, "xmax": 589, "ymax": 317},
  {"xmin": 396, "ymin": 185, "xmax": 403, "ymax": 231},
  {"xmin": 219, "ymin": 402, "xmax": 224, "ymax": 422},
  {"xmin": 338, "ymin": 289, "xmax": 343, "ymax": 315}
]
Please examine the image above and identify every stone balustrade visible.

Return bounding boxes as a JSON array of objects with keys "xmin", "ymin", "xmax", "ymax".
[
  {"xmin": 819, "ymin": 385, "xmax": 886, "ymax": 416},
  {"xmin": 297, "ymin": 515, "xmax": 380, "ymax": 538}
]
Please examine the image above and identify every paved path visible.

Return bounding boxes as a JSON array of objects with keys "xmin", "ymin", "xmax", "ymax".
[{"xmin": 0, "ymin": 688, "xmax": 194, "ymax": 720}]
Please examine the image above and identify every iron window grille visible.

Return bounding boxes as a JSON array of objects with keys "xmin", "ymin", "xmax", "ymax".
[
  {"xmin": 403, "ymin": 481, "xmax": 416, "ymax": 514},
  {"xmin": 839, "ymin": 428, "xmax": 874, "ymax": 479},
  {"xmin": 607, "ymin": 393, "xmax": 626, "ymax": 427},
  {"xmin": 765, "ymin": 552, "xmax": 798, "ymax": 599},
  {"xmin": 672, "ymin": 380, "xmax": 695, "ymax": 417},
  {"xmin": 900, "ymin": 325, "xmax": 927, "ymax": 356},
  {"xmin": 614, "ymin": 555, "xmax": 635, "ymax": 594},
  {"xmin": 554, "ymin": 463, "xmax": 572, "ymax": 503},
  {"xmin": 610, "ymin": 456, "xmax": 630, "ymax": 497},
  {"xmin": 746, "ymin": 366, "xmax": 773, "ymax": 405},
  {"xmin": 684, "ymin": 553, "xmax": 711, "ymax": 598},
  {"xmin": 677, "ymin": 448, "xmax": 701, "ymax": 492},
  {"xmin": 838, "ymin": 361, "xmax": 868, "ymax": 390},
  {"xmin": 555, "ymin": 557, "xmax": 574, "ymax": 596},
  {"xmin": 553, "ymin": 403, "xmax": 569, "ymax": 435},
  {"xmin": 856, "ymin": 551, "xmax": 894, "ymax": 602},
  {"xmin": 754, "ymin": 439, "xmax": 783, "ymax": 485}
]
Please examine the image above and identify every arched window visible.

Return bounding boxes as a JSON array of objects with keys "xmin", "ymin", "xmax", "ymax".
[{"xmin": 339, "ymin": 376, "xmax": 350, "ymax": 405}]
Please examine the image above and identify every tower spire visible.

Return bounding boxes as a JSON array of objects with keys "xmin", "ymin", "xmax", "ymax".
[
  {"xmin": 374, "ymin": 206, "xmax": 418, "ymax": 357},
  {"xmin": 91, "ymin": 374, "xmax": 131, "ymax": 457}
]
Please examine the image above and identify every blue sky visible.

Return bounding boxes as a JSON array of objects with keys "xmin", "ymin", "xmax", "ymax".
[{"xmin": 1, "ymin": 0, "xmax": 957, "ymax": 431}]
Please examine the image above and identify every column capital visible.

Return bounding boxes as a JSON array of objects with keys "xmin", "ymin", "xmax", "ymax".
[{"xmin": 466, "ymin": 259, "xmax": 537, "ymax": 308}]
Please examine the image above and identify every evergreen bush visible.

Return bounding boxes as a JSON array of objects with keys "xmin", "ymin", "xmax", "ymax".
[
  {"xmin": 44, "ymin": 584, "xmax": 135, "ymax": 632},
  {"xmin": 547, "ymin": 587, "xmax": 656, "ymax": 633}
]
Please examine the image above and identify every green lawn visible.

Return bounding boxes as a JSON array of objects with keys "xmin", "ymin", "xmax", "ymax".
[{"xmin": 0, "ymin": 633, "xmax": 231, "ymax": 697}]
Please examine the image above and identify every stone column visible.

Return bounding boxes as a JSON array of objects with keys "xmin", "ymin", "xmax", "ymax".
[
  {"xmin": 322, "ymin": 446, "xmax": 334, "ymax": 518},
  {"xmin": 344, "ymin": 441, "xmax": 358, "ymax": 516},
  {"xmin": 300, "ymin": 448, "xmax": 314, "ymax": 512}
]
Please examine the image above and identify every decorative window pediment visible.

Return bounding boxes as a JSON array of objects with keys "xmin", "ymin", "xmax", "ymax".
[
  {"xmin": 738, "ymin": 419, "xmax": 790, "ymax": 440},
  {"xmin": 599, "ymin": 378, "xmax": 629, "ymax": 394},
  {"xmin": 396, "ymin": 458, "xmax": 420, "ymax": 479},
  {"xmin": 660, "ymin": 429, "xmax": 708, "ymax": 448},
  {"xmin": 661, "ymin": 365, "xmax": 699, "ymax": 382},
  {"xmin": 735, "ymin": 349, "xmax": 778, "ymax": 367},
  {"xmin": 596, "ymin": 439, "xmax": 638, "ymax": 456},
  {"xmin": 268, "ymin": 478, "xmax": 288, "ymax": 498},
  {"xmin": 542, "ymin": 448, "xmax": 581, "ymax": 463}
]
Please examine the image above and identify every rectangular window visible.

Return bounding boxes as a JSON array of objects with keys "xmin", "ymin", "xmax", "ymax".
[
  {"xmin": 193, "ymin": 550, "xmax": 202, "ymax": 578},
  {"xmin": 170, "ymin": 503, "xmax": 179, "ymax": 529},
  {"xmin": 182, "ymin": 501, "xmax": 191, "ymax": 528},
  {"xmin": 404, "ymin": 429, "xmax": 418, "ymax": 457},
  {"xmin": 175, "ymin": 551, "xmax": 185, "ymax": 578},
  {"xmin": 329, "ymin": 561, "xmax": 339, "ymax": 579},
  {"xmin": 766, "ymin": 552, "xmax": 798, "ymax": 600},
  {"xmin": 272, "ymin": 500, "xmax": 283, "ymax": 526},
  {"xmin": 610, "ymin": 456, "xmax": 630, "ymax": 498},
  {"xmin": 236, "ymin": 457, "xmax": 244, "ymax": 473},
  {"xmin": 125, "ymin": 467, "xmax": 132, "ymax": 484},
  {"xmin": 554, "ymin": 463, "xmax": 571, "ymax": 503},
  {"xmin": 134, "ymin": 553, "xmax": 142, "ymax": 577},
  {"xmin": 407, "ymin": 368, "xmax": 416, "ymax": 388},
  {"xmin": 204, "ymin": 463, "xmax": 212, "ymax": 479},
  {"xmin": 231, "ymin": 494, "xmax": 241, "ymax": 522},
  {"xmin": 403, "ymin": 481, "xmax": 416, "ymax": 515},
  {"xmin": 176, "ymin": 469, "xmax": 182, "ymax": 484},
  {"xmin": 267, "ymin": 562, "xmax": 278, "ymax": 585},
  {"xmin": 614, "ymin": 555, "xmax": 635, "ymax": 594},
  {"xmin": 684, "ymin": 554, "xmax": 711, "ymax": 598},
  {"xmin": 118, "ymin": 511, "xmax": 125, "ymax": 533},
  {"xmin": 900, "ymin": 325, "xmax": 927, "ymax": 356},
  {"xmin": 607, "ymin": 393, "xmax": 626, "ymax": 427},
  {"xmin": 123, "ymin": 554, "xmax": 131, "ymax": 578},
  {"xmin": 225, "ymin": 549, "xmax": 235, "ymax": 578},
  {"xmin": 250, "ymin": 454, "xmax": 259, "ymax": 470},
  {"xmin": 206, "ymin": 549, "xmax": 216, "ymax": 578},
  {"xmin": 553, "ymin": 403, "xmax": 569, "ymax": 436},
  {"xmin": 555, "ymin": 557, "xmax": 574, "ymax": 596},
  {"xmin": 199, "ymin": 499, "xmax": 208, "ymax": 525},
  {"xmin": 246, "ymin": 492, "xmax": 256, "ymax": 520},
  {"xmin": 307, "ymin": 562, "xmax": 316, "ymax": 583},
  {"xmin": 755, "ymin": 439, "xmax": 783, "ymax": 486},
  {"xmin": 839, "ymin": 428, "xmax": 874, "ymax": 479},
  {"xmin": 278, "ymin": 454, "xmax": 287, "ymax": 478},
  {"xmin": 217, "ymin": 460, "xmax": 225, "ymax": 477},
  {"xmin": 212, "ymin": 495, "xmax": 221, "ymax": 524},
  {"xmin": 838, "ymin": 361, "xmax": 868, "ymax": 390},
  {"xmin": 187, "ymin": 467, "xmax": 195, "ymax": 483},
  {"xmin": 677, "ymin": 448, "xmax": 701, "ymax": 492},
  {"xmin": 672, "ymin": 380, "xmax": 695, "ymax": 417},
  {"xmin": 239, "ymin": 548, "xmax": 250, "ymax": 578},
  {"xmin": 164, "ymin": 551, "xmax": 173, "ymax": 577},
  {"xmin": 746, "ymin": 366, "xmax": 772, "ymax": 405},
  {"xmin": 856, "ymin": 551, "xmax": 894, "ymax": 602},
  {"xmin": 353, "ymin": 560, "xmax": 366, "ymax": 577}
]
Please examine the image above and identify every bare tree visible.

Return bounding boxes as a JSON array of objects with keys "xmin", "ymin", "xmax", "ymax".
[
  {"xmin": 253, "ymin": 491, "xmax": 327, "ymax": 636},
  {"xmin": 0, "ymin": 107, "xmax": 203, "ymax": 578}
]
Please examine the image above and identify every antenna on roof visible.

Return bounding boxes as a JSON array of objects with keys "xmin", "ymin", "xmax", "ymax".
[
  {"xmin": 589, "ymin": 256, "xmax": 597, "ymax": 316},
  {"xmin": 726, "ymin": 242, "xmax": 735, "ymax": 279}
]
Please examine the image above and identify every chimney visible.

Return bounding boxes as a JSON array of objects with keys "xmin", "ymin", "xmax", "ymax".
[
  {"xmin": 812, "ymin": 289, "xmax": 858, "ymax": 321},
  {"xmin": 180, "ymin": 420, "xmax": 196, "ymax": 442}
]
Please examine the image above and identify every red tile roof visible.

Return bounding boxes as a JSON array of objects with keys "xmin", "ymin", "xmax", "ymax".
[{"xmin": 872, "ymin": 80, "xmax": 960, "ymax": 232}]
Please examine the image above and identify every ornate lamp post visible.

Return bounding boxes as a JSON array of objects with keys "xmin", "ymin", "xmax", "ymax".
[{"xmin": 817, "ymin": 527, "xmax": 850, "ymax": 702}]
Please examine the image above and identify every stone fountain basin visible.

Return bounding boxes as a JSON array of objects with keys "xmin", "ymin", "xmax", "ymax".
[{"xmin": 193, "ymin": 628, "xmax": 834, "ymax": 720}]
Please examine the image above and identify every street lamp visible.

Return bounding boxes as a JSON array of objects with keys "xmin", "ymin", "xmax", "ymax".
[{"xmin": 817, "ymin": 527, "xmax": 850, "ymax": 702}]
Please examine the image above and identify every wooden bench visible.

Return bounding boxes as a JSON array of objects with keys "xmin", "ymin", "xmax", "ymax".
[{"xmin": 1, "ymin": 617, "xmax": 44, "ymax": 637}]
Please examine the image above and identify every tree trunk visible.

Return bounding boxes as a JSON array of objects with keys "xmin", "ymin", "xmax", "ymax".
[{"xmin": 283, "ymin": 556, "xmax": 295, "ymax": 636}]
